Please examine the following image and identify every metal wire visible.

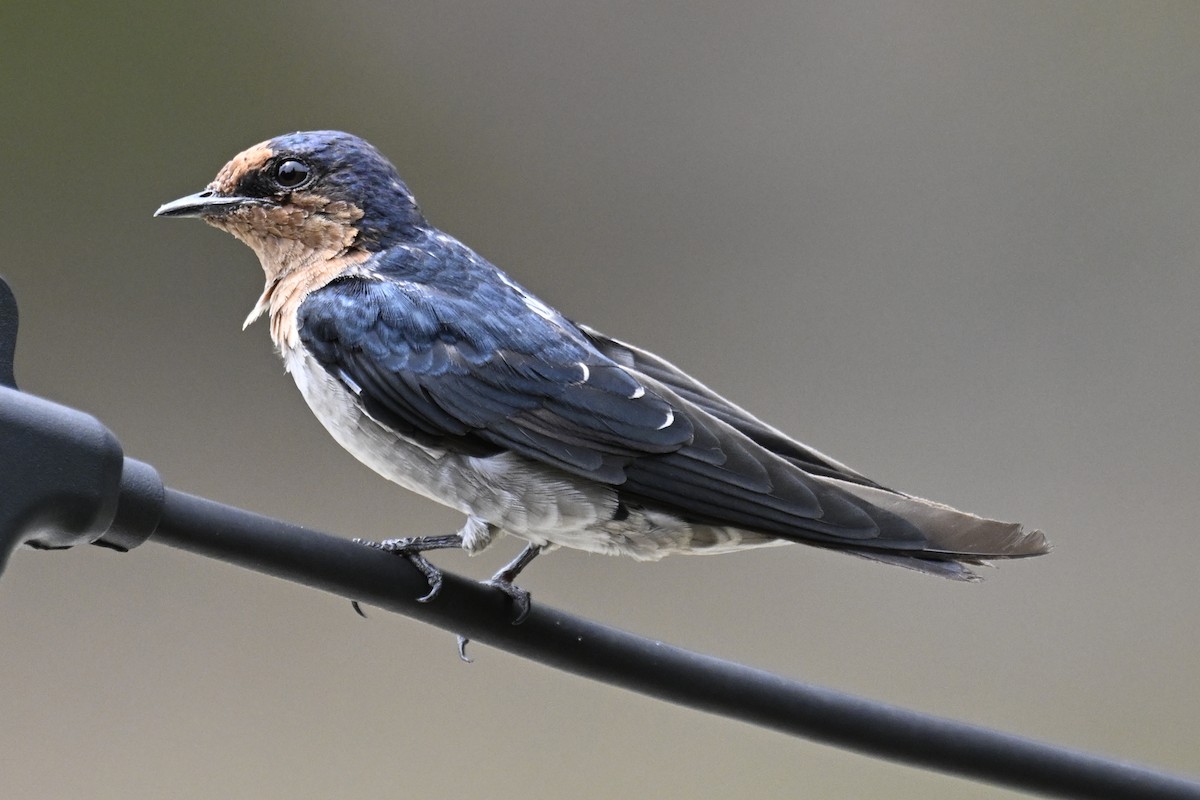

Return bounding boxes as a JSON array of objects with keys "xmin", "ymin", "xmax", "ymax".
[{"xmin": 149, "ymin": 488, "xmax": 1200, "ymax": 800}]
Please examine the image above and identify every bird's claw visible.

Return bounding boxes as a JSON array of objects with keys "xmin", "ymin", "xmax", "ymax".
[
  {"xmin": 408, "ymin": 553, "xmax": 444, "ymax": 602},
  {"xmin": 354, "ymin": 536, "xmax": 446, "ymax": 603},
  {"xmin": 353, "ymin": 534, "xmax": 533, "ymax": 660},
  {"xmin": 485, "ymin": 577, "xmax": 532, "ymax": 625}
]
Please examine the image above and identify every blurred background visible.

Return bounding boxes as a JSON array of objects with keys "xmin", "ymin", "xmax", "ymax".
[{"xmin": 2, "ymin": 2, "xmax": 1198, "ymax": 797}]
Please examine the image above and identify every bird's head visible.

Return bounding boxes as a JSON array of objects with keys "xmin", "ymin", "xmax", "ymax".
[{"xmin": 155, "ymin": 130, "xmax": 425, "ymax": 275}]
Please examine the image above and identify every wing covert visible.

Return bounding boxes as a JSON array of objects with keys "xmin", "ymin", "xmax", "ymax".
[{"xmin": 297, "ymin": 275, "xmax": 694, "ymax": 481}]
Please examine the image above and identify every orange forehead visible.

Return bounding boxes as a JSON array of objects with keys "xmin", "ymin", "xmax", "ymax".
[{"xmin": 209, "ymin": 141, "xmax": 274, "ymax": 195}]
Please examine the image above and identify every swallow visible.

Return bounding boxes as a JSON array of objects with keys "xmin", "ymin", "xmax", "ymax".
[{"xmin": 155, "ymin": 130, "xmax": 1049, "ymax": 623}]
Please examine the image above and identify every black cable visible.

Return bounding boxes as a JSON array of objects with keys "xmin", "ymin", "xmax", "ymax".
[
  {"xmin": 3, "ymin": 274, "xmax": 1198, "ymax": 798},
  {"xmin": 149, "ymin": 488, "xmax": 1200, "ymax": 800}
]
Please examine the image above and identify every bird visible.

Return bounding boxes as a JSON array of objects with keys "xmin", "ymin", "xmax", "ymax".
[{"xmin": 155, "ymin": 130, "xmax": 1049, "ymax": 624}]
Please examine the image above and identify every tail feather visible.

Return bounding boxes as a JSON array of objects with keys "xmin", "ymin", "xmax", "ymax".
[
  {"xmin": 823, "ymin": 477, "xmax": 1050, "ymax": 579},
  {"xmin": 845, "ymin": 550, "xmax": 985, "ymax": 582}
]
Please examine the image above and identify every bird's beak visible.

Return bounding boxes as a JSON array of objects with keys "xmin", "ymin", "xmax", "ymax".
[{"xmin": 154, "ymin": 189, "xmax": 257, "ymax": 218}]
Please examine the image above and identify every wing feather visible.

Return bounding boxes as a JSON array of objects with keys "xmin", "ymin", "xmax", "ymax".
[{"xmin": 296, "ymin": 262, "xmax": 1046, "ymax": 563}]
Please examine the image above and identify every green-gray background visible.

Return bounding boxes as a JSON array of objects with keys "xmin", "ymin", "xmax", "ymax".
[{"xmin": 3, "ymin": 3, "xmax": 1198, "ymax": 797}]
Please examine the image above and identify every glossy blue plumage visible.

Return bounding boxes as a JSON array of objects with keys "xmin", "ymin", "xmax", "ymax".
[
  {"xmin": 298, "ymin": 234, "xmax": 697, "ymax": 483},
  {"xmin": 157, "ymin": 130, "xmax": 1049, "ymax": 581},
  {"xmin": 296, "ymin": 231, "xmax": 930, "ymax": 547}
]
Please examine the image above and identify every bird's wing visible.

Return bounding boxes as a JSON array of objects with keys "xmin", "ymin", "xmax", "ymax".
[
  {"xmin": 576, "ymin": 324, "xmax": 888, "ymax": 490},
  {"xmin": 577, "ymin": 324, "xmax": 1048, "ymax": 566},
  {"xmin": 297, "ymin": 274, "xmax": 909, "ymax": 545},
  {"xmin": 297, "ymin": 275, "xmax": 693, "ymax": 483}
]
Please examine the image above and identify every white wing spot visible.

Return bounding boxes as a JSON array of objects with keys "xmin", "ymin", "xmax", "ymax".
[
  {"xmin": 656, "ymin": 408, "xmax": 675, "ymax": 430},
  {"xmin": 576, "ymin": 362, "xmax": 590, "ymax": 383},
  {"xmin": 495, "ymin": 270, "xmax": 561, "ymax": 323},
  {"xmin": 629, "ymin": 385, "xmax": 646, "ymax": 399},
  {"xmin": 523, "ymin": 294, "xmax": 558, "ymax": 322},
  {"xmin": 337, "ymin": 368, "xmax": 363, "ymax": 396}
]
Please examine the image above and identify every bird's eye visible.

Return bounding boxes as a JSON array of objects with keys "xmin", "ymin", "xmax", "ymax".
[{"xmin": 273, "ymin": 159, "xmax": 311, "ymax": 189}]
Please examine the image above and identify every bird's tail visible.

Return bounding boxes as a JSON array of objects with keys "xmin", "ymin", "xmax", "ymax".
[{"xmin": 823, "ymin": 478, "xmax": 1051, "ymax": 581}]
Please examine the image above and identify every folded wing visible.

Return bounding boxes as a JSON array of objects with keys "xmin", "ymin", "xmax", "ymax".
[{"xmin": 298, "ymin": 270, "xmax": 1047, "ymax": 578}]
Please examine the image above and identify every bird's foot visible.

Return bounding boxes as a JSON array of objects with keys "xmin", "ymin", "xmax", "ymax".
[
  {"xmin": 455, "ymin": 542, "xmax": 545, "ymax": 661},
  {"xmin": 454, "ymin": 572, "xmax": 533, "ymax": 663},
  {"xmin": 353, "ymin": 533, "xmax": 464, "ymax": 603},
  {"xmin": 484, "ymin": 575, "xmax": 533, "ymax": 625},
  {"xmin": 454, "ymin": 576, "xmax": 529, "ymax": 663},
  {"xmin": 488, "ymin": 542, "xmax": 543, "ymax": 624}
]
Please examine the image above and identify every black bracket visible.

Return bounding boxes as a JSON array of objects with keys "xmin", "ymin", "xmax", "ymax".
[{"xmin": 0, "ymin": 275, "xmax": 163, "ymax": 577}]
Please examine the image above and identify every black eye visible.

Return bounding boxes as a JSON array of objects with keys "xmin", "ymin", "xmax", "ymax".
[{"xmin": 273, "ymin": 159, "xmax": 311, "ymax": 189}]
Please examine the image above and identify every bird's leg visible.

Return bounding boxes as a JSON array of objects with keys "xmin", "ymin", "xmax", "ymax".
[
  {"xmin": 456, "ymin": 541, "xmax": 545, "ymax": 662},
  {"xmin": 486, "ymin": 542, "xmax": 544, "ymax": 624},
  {"xmin": 353, "ymin": 517, "xmax": 495, "ymax": 609},
  {"xmin": 354, "ymin": 533, "xmax": 464, "ymax": 603}
]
